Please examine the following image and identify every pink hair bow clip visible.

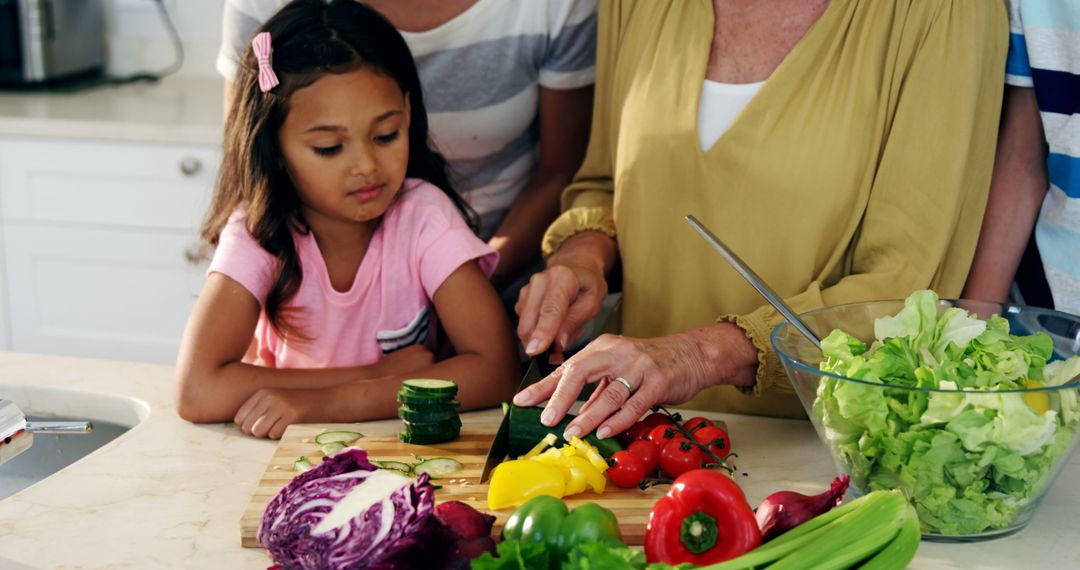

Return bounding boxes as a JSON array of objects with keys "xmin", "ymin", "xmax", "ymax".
[{"xmin": 252, "ymin": 32, "xmax": 279, "ymax": 93}]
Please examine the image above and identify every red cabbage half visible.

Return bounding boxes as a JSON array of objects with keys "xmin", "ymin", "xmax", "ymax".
[{"xmin": 259, "ymin": 448, "xmax": 439, "ymax": 569}]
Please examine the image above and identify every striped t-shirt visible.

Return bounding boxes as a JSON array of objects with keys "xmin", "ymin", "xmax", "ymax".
[
  {"xmin": 217, "ymin": 0, "xmax": 598, "ymax": 239},
  {"xmin": 1006, "ymin": 0, "xmax": 1080, "ymax": 316}
]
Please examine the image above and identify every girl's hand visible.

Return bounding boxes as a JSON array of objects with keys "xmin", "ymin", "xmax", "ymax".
[
  {"xmin": 234, "ymin": 387, "xmax": 326, "ymax": 439},
  {"xmin": 512, "ymin": 332, "xmax": 710, "ymax": 440},
  {"xmin": 516, "ymin": 255, "xmax": 608, "ymax": 362}
]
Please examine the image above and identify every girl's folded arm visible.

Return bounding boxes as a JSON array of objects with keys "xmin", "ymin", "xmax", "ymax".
[
  {"xmin": 173, "ymin": 273, "xmax": 409, "ymax": 423},
  {"xmin": 330, "ymin": 260, "xmax": 520, "ymax": 420}
]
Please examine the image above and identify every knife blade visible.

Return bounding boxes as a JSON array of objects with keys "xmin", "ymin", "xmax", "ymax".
[{"xmin": 479, "ymin": 351, "xmax": 554, "ymax": 483}]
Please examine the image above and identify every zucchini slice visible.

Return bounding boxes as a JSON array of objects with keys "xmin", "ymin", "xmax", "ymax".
[
  {"xmin": 413, "ymin": 457, "xmax": 463, "ymax": 479},
  {"xmin": 403, "ymin": 417, "xmax": 462, "ymax": 437},
  {"xmin": 373, "ymin": 460, "xmax": 413, "ymax": 475},
  {"xmin": 401, "ymin": 378, "xmax": 458, "ymax": 397},
  {"xmin": 294, "ymin": 456, "xmax": 314, "ymax": 472},
  {"xmin": 396, "ymin": 389, "xmax": 456, "ymax": 407},
  {"xmin": 320, "ymin": 441, "xmax": 347, "ymax": 456},
  {"xmin": 314, "ymin": 430, "xmax": 363, "ymax": 445},
  {"xmin": 398, "ymin": 406, "xmax": 458, "ymax": 424},
  {"xmin": 398, "ymin": 427, "xmax": 460, "ymax": 445}
]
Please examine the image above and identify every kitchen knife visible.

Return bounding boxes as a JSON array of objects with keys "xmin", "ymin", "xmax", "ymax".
[{"xmin": 479, "ymin": 351, "xmax": 555, "ymax": 483}]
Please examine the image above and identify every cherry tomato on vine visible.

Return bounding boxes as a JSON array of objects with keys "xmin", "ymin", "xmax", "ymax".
[
  {"xmin": 647, "ymin": 424, "xmax": 689, "ymax": 446},
  {"xmin": 620, "ymin": 412, "xmax": 676, "ymax": 445},
  {"xmin": 693, "ymin": 426, "xmax": 732, "ymax": 461},
  {"xmin": 608, "ymin": 450, "xmax": 647, "ymax": 488},
  {"xmin": 641, "ymin": 412, "xmax": 676, "ymax": 429},
  {"xmin": 681, "ymin": 416, "xmax": 715, "ymax": 434},
  {"xmin": 627, "ymin": 439, "xmax": 660, "ymax": 474},
  {"xmin": 659, "ymin": 439, "xmax": 704, "ymax": 479}
]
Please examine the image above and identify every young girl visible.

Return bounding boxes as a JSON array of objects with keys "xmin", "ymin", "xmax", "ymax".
[{"xmin": 175, "ymin": 0, "xmax": 519, "ymax": 439}]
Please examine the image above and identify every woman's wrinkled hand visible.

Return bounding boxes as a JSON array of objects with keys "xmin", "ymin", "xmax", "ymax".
[
  {"xmin": 234, "ymin": 387, "xmax": 325, "ymax": 439},
  {"xmin": 515, "ymin": 258, "xmax": 608, "ymax": 362},
  {"xmin": 511, "ymin": 332, "xmax": 714, "ymax": 440}
]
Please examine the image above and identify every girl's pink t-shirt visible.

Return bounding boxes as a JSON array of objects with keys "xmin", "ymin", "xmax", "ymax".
[{"xmin": 207, "ymin": 179, "xmax": 497, "ymax": 369}]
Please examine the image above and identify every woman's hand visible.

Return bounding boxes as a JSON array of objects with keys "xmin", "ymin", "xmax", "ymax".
[
  {"xmin": 512, "ymin": 324, "xmax": 759, "ymax": 440},
  {"xmin": 512, "ymin": 332, "xmax": 709, "ymax": 439},
  {"xmin": 516, "ymin": 231, "xmax": 617, "ymax": 361},
  {"xmin": 234, "ymin": 387, "xmax": 327, "ymax": 439}
]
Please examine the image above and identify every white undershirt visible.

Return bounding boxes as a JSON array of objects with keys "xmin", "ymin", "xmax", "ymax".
[{"xmin": 697, "ymin": 79, "xmax": 766, "ymax": 151}]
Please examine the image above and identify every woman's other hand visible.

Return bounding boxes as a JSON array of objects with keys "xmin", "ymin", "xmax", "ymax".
[
  {"xmin": 513, "ymin": 323, "xmax": 759, "ymax": 440},
  {"xmin": 516, "ymin": 231, "xmax": 617, "ymax": 361}
]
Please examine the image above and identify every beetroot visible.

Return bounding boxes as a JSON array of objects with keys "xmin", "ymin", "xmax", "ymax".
[
  {"xmin": 434, "ymin": 501, "xmax": 496, "ymax": 539},
  {"xmin": 433, "ymin": 501, "xmax": 496, "ymax": 569}
]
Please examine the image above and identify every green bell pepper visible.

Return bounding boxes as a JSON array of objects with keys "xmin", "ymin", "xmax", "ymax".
[{"xmin": 501, "ymin": 495, "xmax": 623, "ymax": 564}]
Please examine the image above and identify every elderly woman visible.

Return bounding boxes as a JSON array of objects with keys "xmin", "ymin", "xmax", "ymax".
[{"xmin": 514, "ymin": 0, "xmax": 1008, "ymax": 440}]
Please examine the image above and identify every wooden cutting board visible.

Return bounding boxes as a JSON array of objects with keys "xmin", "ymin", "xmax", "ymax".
[{"xmin": 241, "ymin": 411, "xmax": 675, "ymax": 548}]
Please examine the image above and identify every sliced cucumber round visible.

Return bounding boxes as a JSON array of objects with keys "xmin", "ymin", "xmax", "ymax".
[
  {"xmin": 399, "ymin": 406, "xmax": 458, "ymax": 424},
  {"xmin": 294, "ymin": 456, "xmax": 314, "ymax": 472},
  {"xmin": 397, "ymin": 389, "xmax": 456, "ymax": 406},
  {"xmin": 403, "ymin": 416, "xmax": 462, "ymax": 435},
  {"xmin": 398, "ymin": 398, "xmax": 461, "ymax": 412},
  {"xmin": 320, "ymin": 441, "xmax": 347, "ymax": 456},
  {"xmin": 413, "ymin": 457, "xmax": 463, "ymax": 479},
  {"xmin": 373, "ymin": 460, "xmax": 413, "ymax": 475},
  {"xmin": 398, "ymin": 426, "xmax": 460, "ymax": 445},
  {"xmin": 314, "ymin": 430, "xmax": 363, "ymax": 445},
  {"xmin": 401, "ymin": 378, "xmax": 458, "ymax": 397}
]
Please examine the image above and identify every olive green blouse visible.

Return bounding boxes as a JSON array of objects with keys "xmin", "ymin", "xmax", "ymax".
[{"xmin": 542, "ymin": 0, "xmax": 1008, "ymax": 418}]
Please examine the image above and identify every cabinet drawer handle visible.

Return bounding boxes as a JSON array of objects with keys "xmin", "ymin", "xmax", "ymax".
[{"xmin": 179, "ymin": 157, "xmax": 203, "ymax": 177}]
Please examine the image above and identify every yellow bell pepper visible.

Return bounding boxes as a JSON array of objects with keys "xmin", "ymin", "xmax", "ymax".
[
  {"xmin": 565, "ymin": 454, "xmax": 606, "ymax": 494},
  {"xmin": 533, "ymin": 448, "xmax": 586, "ymax": 495},
  {"xmin": 487, "ymin": 459, "xmax": 565, "ymax": 510},
  {"xmin": 569, "ymin": 436, "xmax": 609, "ymax": 473},
  {"xmin": 1024, "ymin": 380, "xmax": 1051, "ymax": 415}
]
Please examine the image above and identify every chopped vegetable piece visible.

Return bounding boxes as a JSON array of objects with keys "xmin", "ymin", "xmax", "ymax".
[
  {"xmin": 524, "ymin": 433, "xmax": 559, "ymax": 458},
  {"xmin": 414, "ymin": 457, "xmax": 464, "ymax": 479},
  {"xmin": 373, "ymin": 460, "xmax": 413, "ymax": 475},
  {"xmin": 487, "ymin": 459, "xmax": 565, "ymax": 510},
  {"xmin": 320, "ymin": 442, "xmax": 347, "ymax": 456},
  {"xmin": 314, "ymin": 430, "xmax": 363, "ymax": 445},
  {"xmin": 294, "ymin": 456, "xmax": 313, "ymax": 472}
]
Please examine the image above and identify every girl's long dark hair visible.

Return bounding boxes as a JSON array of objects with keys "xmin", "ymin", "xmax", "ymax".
[{"xmin": 205, "ymin": 0, "xmax": 476, "ymax": 340}]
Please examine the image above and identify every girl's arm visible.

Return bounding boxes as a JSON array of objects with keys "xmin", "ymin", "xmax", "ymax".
[
  {"xmin": 174, "ymin": 273, "xmax": 432, "ymax": 423},
  {"xmin": 325, "ymin": 260, "xmax": 520, "ymax": 420}
]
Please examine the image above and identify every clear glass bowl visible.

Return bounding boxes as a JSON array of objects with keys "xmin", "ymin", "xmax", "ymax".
[{"xmin": 771, "ymin": 299, "xmax": 1080, "ymax": 542}]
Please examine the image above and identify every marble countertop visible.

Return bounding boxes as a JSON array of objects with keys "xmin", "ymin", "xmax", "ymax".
[
  {"xmin": 0, "ymin": 351, "xmax": 1077, "ymax": 569},
  {"xmin": 0, "ymin": 75, "xmax": 224, "ymax": 145}
]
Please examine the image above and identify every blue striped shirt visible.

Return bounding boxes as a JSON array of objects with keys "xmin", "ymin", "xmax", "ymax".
[{"xmin": 1006, "ymin": 0, "xmax": 1080, "ymax": 316}]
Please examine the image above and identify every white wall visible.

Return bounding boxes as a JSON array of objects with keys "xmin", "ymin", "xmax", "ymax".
[{"xmin": 105, "ymin": 0, "xmax": 224, "ymax": 78}]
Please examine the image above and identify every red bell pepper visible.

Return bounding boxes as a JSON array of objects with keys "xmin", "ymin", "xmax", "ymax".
[{"xmin": 645, "ymin": 469, "xmax": 761, "ymax": 566}]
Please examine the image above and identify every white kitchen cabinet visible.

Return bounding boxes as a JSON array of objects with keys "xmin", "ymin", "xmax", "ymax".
[{"xmin": 0, "ymin": 136, "xmax": 218, "ymax": 364}]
